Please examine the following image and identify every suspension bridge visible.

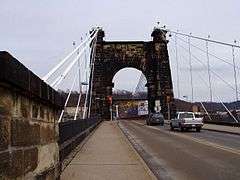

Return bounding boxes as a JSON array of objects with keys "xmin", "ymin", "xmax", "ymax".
[{"xmin": 0, "ymin": 25, "xmax": 240, "ymax": 180}]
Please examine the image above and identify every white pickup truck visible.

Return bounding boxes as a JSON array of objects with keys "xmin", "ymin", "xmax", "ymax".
[{"xmin": 170, "ymin": 112, "xmax": 203, "ymax": 132}]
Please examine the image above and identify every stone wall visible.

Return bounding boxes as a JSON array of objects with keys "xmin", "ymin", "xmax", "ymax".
[{"xmin": 0, "ymin": 52, "xmax": 63, "ymax": 179}]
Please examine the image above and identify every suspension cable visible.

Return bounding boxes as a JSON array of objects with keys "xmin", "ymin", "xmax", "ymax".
[
  {"xmin": 51, "ymin": 39, "xmax": 93, "ymax": 88},
  {"xmin": 188, "ymin": 35, "xmax": 194, "ymax": 102},
  {"xmin": 177, "ymin": 43, "xmax": 240, "ymax": 95},
  {"xmin": 73, "ymin": 87, "xmax": 82, "ymax": 120},
  {"xmin": 199, "ymin": 102, "xmax": 213, "ymax": 121},
  {"xmin": 73, "ymin": 43, "xmax": 83, "ymax": 120},
  {"xmin": 161, "ymin": 28, "xmax": 240, "ymax": 48},
  {"xmin": 133, "ymin": 73, "xmax": 146, "ymax": 95},
  {"xmin": 206, "ymin": 35, "xmax": 213, "ymax": 102},
  {"xmin": 87, "ymin": 38, "xmax": 98, "ymax": 118},
  {"xmin": 58, "ymin": 73, "xmax": 78, "ymax": 122},
  {"xmin": 177, "ymin": 36, "xmax": 240, "ymax": 70},
  {"xmin": 43, "ymin": 29, "xmax": 97, "ymax": 82},
  {"xmin": 170, "ymin": 46, "xmax": 237, "ymax": 123},
  {"xmin": 82, "ymin": 44, "xmax": 92, "ymax": 119},
  {"xmin": 232, "ymin": 44, "xmax": 238, "ymax": 101},
  {"xmin": 174, "ymin": 33, "xmax": 180, "ymax": 98},
  {"xmin": 132, "ymin": 73, "xmax": 142, "ymax": 95},
  {"xmin": 196, "ymin": 71, "xmax": 238, "ymax": 123},
  {"xmin": 169, "ymin": 47, "xmax": 213, "ymax": 121}
]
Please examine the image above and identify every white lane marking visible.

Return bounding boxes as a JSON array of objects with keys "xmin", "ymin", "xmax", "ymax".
[{"xmin": 130, "ymin": 120, "xmax": 240, "ymax": 156}]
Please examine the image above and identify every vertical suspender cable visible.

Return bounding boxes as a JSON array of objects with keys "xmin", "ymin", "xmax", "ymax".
[
  {"xmin": 58, "ymin": 73, "xmax": 78, "ymax": 122},
  {"xmin": 82, "ymin": 49, "xmax": 90, "ymax": 119},
  {"xmin": 74, "ymin": 43, "xmax": 83, "ymax": 120},
  {"xmin": 232, "ymin": 43, "xmax": 238, "ymax": 102},
  {"xmin": 84, "ymin": 33, "xmax": 89, "ymax": 94},
  {"xmin": 82, "ymin": 41, "xmax": 93, "ymax": 119},
  {"xmin": 175, "ymin": 46, "xmax": 213, "ymax": 121},
  {"xmin": 206, "ymin": 35, "xmax": 213, "ymax": 102},
  {"xmin": 82, "ymin": 30, "xmax": 99, "ymax": 119},
  {"xmin": 73, "ymin": 75, "xmax": 82, "ymax": 120},
  {"xmin": 175, "ymin": 33, "xmax": 180, "ymax": 98},
  {"xmin": 197, "ymin": 72, "xmax": 238, "ymax": 123},
  {"xmin": 200, "ymin": 102, "xmax": 213, "ymax": 121},
  {"xmin": 188, "ymin": 35, "xmax": 194, "ymax": 102},
  {"xmin": 87, "ymin": 38, "xmax": 97, "ymax": 118}
]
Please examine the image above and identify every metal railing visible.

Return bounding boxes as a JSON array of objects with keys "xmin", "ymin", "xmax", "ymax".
[{"xmin": 58, "ymin": 117, "xmax": 102, "ymax": 163}]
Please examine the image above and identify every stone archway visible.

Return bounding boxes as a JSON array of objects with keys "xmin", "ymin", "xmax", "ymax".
[{"xmin": 91, "ymin": 28, "xmax": 176, "ymax": 120}]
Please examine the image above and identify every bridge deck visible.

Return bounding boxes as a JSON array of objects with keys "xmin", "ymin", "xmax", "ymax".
[{"xmin": 61, "ymin": 121, "xmax": 154, "ymax": 180}]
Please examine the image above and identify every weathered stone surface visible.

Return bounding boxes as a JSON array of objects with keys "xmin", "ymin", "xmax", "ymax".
[
  {"xmin": 0, "ymin": 115, "xmax": 10, "ymax": 151},
  {"xmin": 23, "ymin": 148, "xmax": 38, "ymax": 174},
  {"xmin": 9, "ymin": 150, "xmax": 24, "ymax": 178},
  {"xmin": 0, "ymin": 88, "xmax": 12, "ymax": 116},
  {"xmin": 0, "ymin": 53, "xmax": 61, "ymax": 179},
  {"xmin": 0, "ymin": 51, "xmax": 63, "ymax": 108},
  {"xmin": 32, "ymin": 103, "xmax": 39, "ymax": 118},
  {"xmin": 35, "ymin": 167, "xmax": 56, "ymax": 180},
  {"xmin": 11, "ymin": 118, "xmax": 40, "ymax": 146},
  {"xmin": 0, "ymin": 152, "xmax": 9, "ymax": 177},
  {"xmin": 40, "ymin": 123, "xmax": 55, "ymax": 145},
  {"xmin": 0, "ymin": 87, "xmax": 12, "ymax": 151},
  {"xmin": 33, "ymin": 143, "xmax": 59, "ymax": 176},
  {"xmin": 92, "ymin": 28, "xmax": 176, "ymax": 119},
  {"xmin": 20, "ymin": 96, "xmax": 30, "ymax": 118}
]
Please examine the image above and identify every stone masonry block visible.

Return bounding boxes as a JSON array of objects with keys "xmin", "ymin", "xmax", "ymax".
[
  {"xmin": 9, "ymin": 150, "xmax": 24, "ymax": 178},
  {"xmin": 11, "ymin": 118, "xmax": 40, "ymax": 146},
  {"xmin": 40, "ymin": 123, "xmax": 55, "ymax": 145},
  {"xmin": 0, "ymin": 115, "xmax": 10, "ymax": 151},
  {"xmin": 23, "ymin": 147, "xmax": 38, "ymax": 174},
  {"xmin": 0, "ymin": 151, "xmax": 10, "ymax": 178},
  {"xmin": 0, "ymin": 87, "xmax": 12, "ymax": 151}
]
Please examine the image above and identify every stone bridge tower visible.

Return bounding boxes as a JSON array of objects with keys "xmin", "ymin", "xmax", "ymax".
[{"xmin": 91, "ymin": 28, "xmax": 175, "ymax": 120}]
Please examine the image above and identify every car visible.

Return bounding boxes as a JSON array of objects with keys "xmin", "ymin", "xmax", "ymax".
[
  {"xmin": 170, "ymin": 112, "xmax": 203, "ymax": 132},
  {"xmin": 146, "ymin": 112, "xmax": 164, "ymax": 126}
]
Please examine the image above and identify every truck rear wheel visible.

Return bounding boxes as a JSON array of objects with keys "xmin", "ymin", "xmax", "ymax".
[{"xmin": 196, "ymin": 127, "xmax": 201, "ymax": 132}]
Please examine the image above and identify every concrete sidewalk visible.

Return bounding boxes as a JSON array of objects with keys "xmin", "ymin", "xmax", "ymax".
[{"xmin": 61, "ymin": 121, "xmax": 154, "ymax": 180}]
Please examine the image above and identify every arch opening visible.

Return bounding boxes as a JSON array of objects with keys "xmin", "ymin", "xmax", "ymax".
[
  {"xmin": 112, "ymin": 67, "xmax": 147, "ymax": 93},
  {"xmin": 111, "ymin": 68, "xmax": 148, "ymax": 119}
]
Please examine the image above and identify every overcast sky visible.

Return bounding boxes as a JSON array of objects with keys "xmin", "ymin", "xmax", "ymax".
[{"xmin": 1, "ymin": 0, "xmax": 240, "ymax": 102}]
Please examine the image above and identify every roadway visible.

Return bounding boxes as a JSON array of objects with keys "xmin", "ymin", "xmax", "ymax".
[{"xmin": 119, "ymin": 120, "xmax": 240, "ymax": 180}]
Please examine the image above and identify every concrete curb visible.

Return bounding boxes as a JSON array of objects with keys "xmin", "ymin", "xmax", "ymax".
[
  {"xmin": 203, "ymin": 127, "xmax": 240, "ymax": 136},
  {"xmin": 165, "ymin": 120, "xmax": 240, "ymax": 136},
  {"xmin": 117, "ymin": 122, "xmax": 158, "ymax": 180}
]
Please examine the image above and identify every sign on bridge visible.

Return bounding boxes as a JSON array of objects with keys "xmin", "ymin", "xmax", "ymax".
[{"xmin": 138, "ymin": 101, "xmax": 148, "ymax": 116}]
